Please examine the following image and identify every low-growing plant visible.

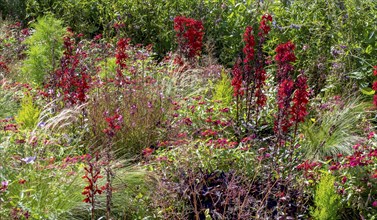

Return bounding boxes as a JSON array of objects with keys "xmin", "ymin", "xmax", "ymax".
[
  {"xmin": 300, "ymin": 96, "xmax": 370, "ymax": 159},
  {"xmin": 15, "ymin": 94, "xmax": 40, "ymax": 130},
  {"xmin": 0, "ymin": 84, "xmax": 20, "ymax": 119},
  {"xmin": 212, "ymin": 70, "xmax": 233, "ymax": 108},
  {"xmin": 310, "ymin": 173, "xmax": 341, "ymax": 220}
]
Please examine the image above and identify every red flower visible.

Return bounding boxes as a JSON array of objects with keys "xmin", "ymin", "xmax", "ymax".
[
  {"xmin": 243, "ymin": 26, "xmax": 255, "ymax": 64},
  {"xmin": 116, "ymin": 38, "xmax": 130, "ymax": 69},
  {"xmin": 274, "ymin": 78, "xmax": 294, "ymax": 135},
  {"xmin": 50, "ymin": 35, "xmax": 91, "ymax": 105},
  {"xmin": 290, "ymin": 74, "xmax": 309, "ymax": 124},
  {"xmin": 103, "ymin": 112, "xmax": 123, "ymax": 137},
  {"xmin": 275, "ymin": 41, "xmax": 296, "ymax": 82},
  {"xmin": 372, "ymin": 81, "xmax": 377, "ymax": 91},
  {"xmin": 142, "ymin": 147, "xmax": 154, "ymax": 157},
  {"xmin": 231, "ymin": 59, "xmax": 244, "ymax": 96},
  {"xmin": 259, "ymin": 14, "xmax": 273, "ymax": 36},
  {"xmin": 174, "ymin": 16, "xmax": 204, "ymax": 58}
]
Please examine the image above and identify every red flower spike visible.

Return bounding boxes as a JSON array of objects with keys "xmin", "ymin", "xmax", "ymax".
[
  {"xmin": 174, "ymin": 16, "xmax": 204, "ymax": 59},
  {"xmin": 231, "ymin": 59, "xmax": 244, "ymax": 97}
]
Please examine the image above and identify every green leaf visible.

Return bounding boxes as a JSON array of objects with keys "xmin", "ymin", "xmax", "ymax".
[
  {"xmin": 365, "ymin": 44, "xmax": 373, "ymax": 54},
  {"xmin": 360, "ymin": 87, "xmax": 375, "ymax": 96}
]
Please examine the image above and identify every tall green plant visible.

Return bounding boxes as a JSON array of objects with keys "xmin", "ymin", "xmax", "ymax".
[{"xmin": 22, "ymin": 15, "xmax": 65, "ymax": 86}]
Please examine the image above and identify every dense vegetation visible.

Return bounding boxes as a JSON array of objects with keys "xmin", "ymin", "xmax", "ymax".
[{"xmin": 1, "ymin": 0, "xmax": 377, "ymax": 219}]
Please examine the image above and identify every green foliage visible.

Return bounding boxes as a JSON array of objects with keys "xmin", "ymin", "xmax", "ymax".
[
  {"xmin": 310, "ymin": 173, "xmax": 341, "ymax": 220},
  {"xmin": 300, "ymin": 96, "xmax": 370, "ymax": 159},
  {"xmin": 270, "ymin": 0, "xmax": 377, "ymax": 94},
  {"xmin": 0, "ymin": 129, "xmax": 85, "ymax": 219},
  {"xmin": 25, "ymin": 0, "xmax": 271, "ymax": 64},
  {"xmin": 0, "ymin": 86, "xmax": 20, "ymax": 119},
  {"xmin": 97, "ymin": 57, "xmax": 117, "ymax": 80},
  {"xmin": 212, "ymin": 70, "xmax": 233, "ymax": 107},
  {"xmin": 0, "ymin": 0, "xmax": 27, "ymax": 20},
  {"xmin": 22, "ymin": 15, "xmax": 65, "ymax": 86},
  {"xmin": 15, "ymin": 94, "xmax": 41, "ymax": 130}
]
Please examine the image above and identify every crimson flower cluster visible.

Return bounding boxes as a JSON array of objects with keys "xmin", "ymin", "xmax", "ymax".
[
  {"xmin": 259, "ymin": 14, "xmax": 273, "ymax": 36},
  {"xmin": 103, "ymin": 111, "xmax": 123, "ymax": 137},
  {"xmin": 174, "ymin": 16, "xmax": 204, "ymax": 59},
  {"xmin": 52, "ymin": 33, "xmax": 91, "ymax": 106},
  {"xmin": 274, "ymin": 41, "xmax": 309, "ymax": 141},
  {"xmin": 115, "ymin": 38, "xmax": 130, "ymax": 69},
  {"xmin": 231, "ymin": 59, "xmax": 243, "ymax": 96},
  {"xmin": 275, "ymin": 79, "xmax": 295, "ymax": 135},
  {"xmin": 115, "ymin": 38, "xmax": 130, "ymax": 85},
  {"xmin": 82, "ymin": 164, "xmax": 104, "ymax": 203},
  {"xmin": 275, "ymin": 41, "xmax": 296, "ymax": 82},
  {"xmin": 231, "ymin": 14, "xmax": 273, "ymax": 126},
  {"xmin": 290, "ymin": 75, "xmax": 309, "ymax": 124},
  {"xmin": 242, "ymin": 26, "xmax": 255, "ymax": 64}
]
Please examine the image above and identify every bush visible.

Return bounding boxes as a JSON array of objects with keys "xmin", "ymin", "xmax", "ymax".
[
  {"xmin": 21, "ymin": 15, "xmax": 65, "ymax": 86},
  {"xmin": 0, "ymin": 0, "xmax": 26, "ymax": 21},
  {"xmin": 15, "ymin": 94, "xmax": 41, "ymax": 130},
  {"xmin": 310, "ymin": 173, "xmax": 341, "ymax": 220}
]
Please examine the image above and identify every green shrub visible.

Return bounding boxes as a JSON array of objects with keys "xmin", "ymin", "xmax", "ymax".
[
  {"xmin": 212, "ymin": 70, "xmax": 233, "ymax": 107},
  {"xmin": 310, "ymin": 173, "xmax": 341, "ymax": 220},
  {"xmin": 15, "ymin": 94, "xmax": 41, "ymax": 130},
  {"xmin": 0, "ymin": 0, "xmax": 27, "ymax": 20},
  {"xmin": 22, "ymin": 15, "xmax": 65, "ymax": 86}
]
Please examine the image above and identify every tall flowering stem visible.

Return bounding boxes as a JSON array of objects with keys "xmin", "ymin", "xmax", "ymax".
[
  {"xmin": 275, "ymin": 41, "xmax": 296, "ymax": 83},
  {"xmin": 290, "ymin": 74, "xmax": 309, "ymax": 138},
  {"xmin": 274, "ymin": 78, "xmax": 294, "ymax": 144},
  {"xmin": 115, "ymin": 38, "xmax": 130, "ymax": 86},
  {"xmin": 50, "ymin": 32, "xmax": 91, "ymax": 107},
  {"xmin": 274, "ymin": 41, "xmax": 309, "ymax": 148},
  {"xmin": 231, "ymin": 14, "xmax": 272, "ymax": 134},
  {"xmin": 231, "ymin": 59, "xmax": 243, "ymax": 126},
  {"xmin": 82, "ymin": 153, "xmax": 103, "ymax": 220},
  {"xmin": 102, "ymin": 110, "xmax": 123, "ymax": 219},
  {"xmin": 174, "ymin": 16, "xmax": 204, "ymax": 60}
]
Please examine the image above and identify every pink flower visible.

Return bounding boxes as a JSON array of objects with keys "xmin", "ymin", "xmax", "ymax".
[{"xmin": 373, "ymin": 201, "xmax": 377, "ymax": 207}]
